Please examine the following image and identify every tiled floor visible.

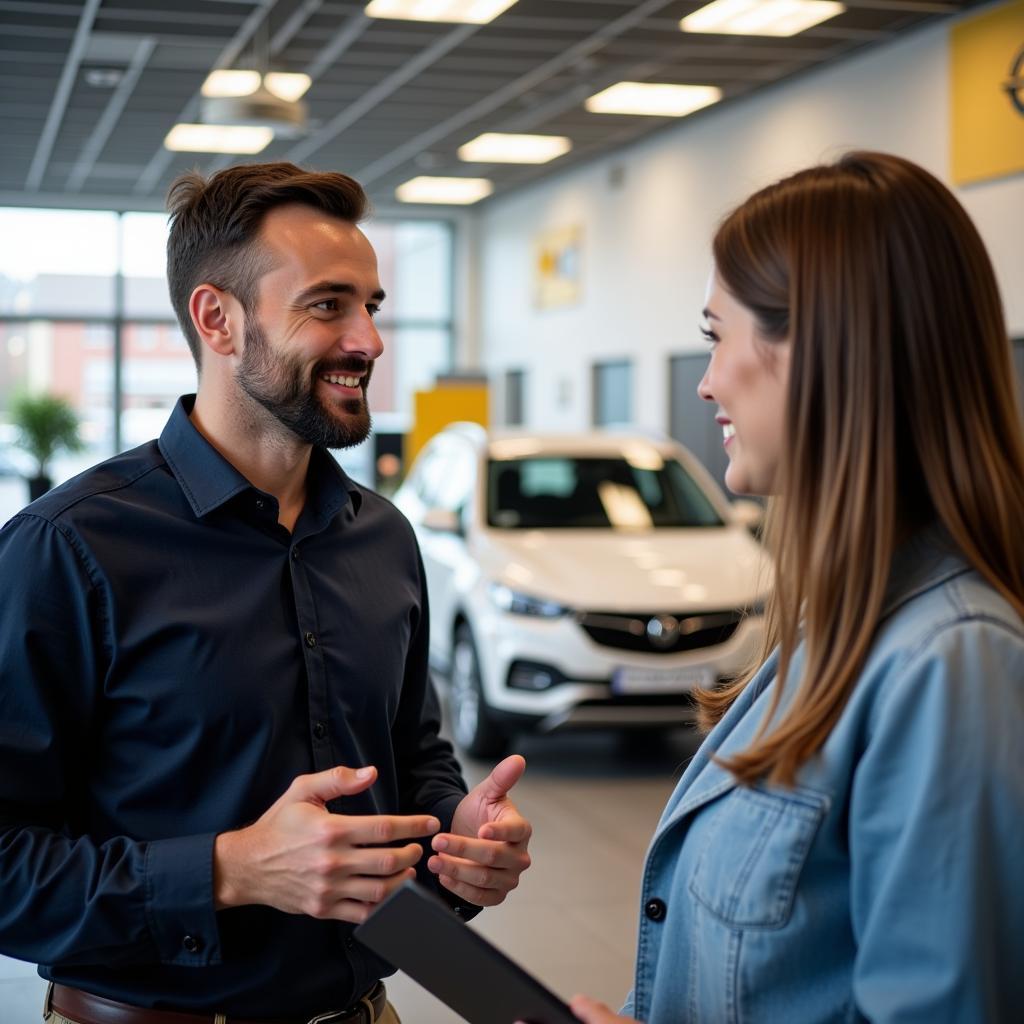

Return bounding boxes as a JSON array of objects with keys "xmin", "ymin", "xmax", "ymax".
[{"xmin": 0, "ymin": 728, "xmax": 700, "ymax": 1023}]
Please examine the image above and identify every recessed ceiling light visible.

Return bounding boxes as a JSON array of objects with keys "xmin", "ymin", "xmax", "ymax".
[
  {"xmin": 395, "ymin": 176, "xmax": 494, "ymax": 204},
  {"xmin": 458, "ymin": 132, "xmax": 572, "ymax": 164},
  {"xmin": 680, "ymin": 0, "xmax": 845, "ymax": 37},
  {"xmin": 365, "ymin": 0, "xmax": 518, "ymax": 24},
  {"xmin": 164, "ymin": 124, "xmax": 274, "ymax": 154},
  {"xmin": 584, "ymin": 82, "xmax": 722, "ymax": 117},
  {"xmin": 202, "ymin": 69, "xmax": 262, "ymax": 98}
]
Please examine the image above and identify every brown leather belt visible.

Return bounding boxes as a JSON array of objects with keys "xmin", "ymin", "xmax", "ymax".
[{"xmin": 50, "ymin": 980, "xmax": 388, "ymax": 1024}]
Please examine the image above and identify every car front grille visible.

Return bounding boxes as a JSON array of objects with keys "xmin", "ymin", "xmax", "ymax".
[{"xmin": 577, "ymin": 609, "xmax": 745, "ymax": 654}]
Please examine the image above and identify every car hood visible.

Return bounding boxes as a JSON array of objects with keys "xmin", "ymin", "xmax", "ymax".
[{"xmin": 473, "ymin": 527, "xmax": 770, "ymax": 612}]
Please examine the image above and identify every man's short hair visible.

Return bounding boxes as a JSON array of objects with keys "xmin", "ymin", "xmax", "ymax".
[{"xmin": 166, "ymin": 162, "xmax": 368, "ymax": 370}]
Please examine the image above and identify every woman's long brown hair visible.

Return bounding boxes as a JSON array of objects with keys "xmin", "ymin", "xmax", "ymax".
[{"xmin": 695, "ymin": 151, "xmax": 1024, "ymax": 786}]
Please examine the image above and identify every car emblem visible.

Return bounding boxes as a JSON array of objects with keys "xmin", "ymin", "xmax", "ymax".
[{"xmin": 646, "ymin": 615, "xmax": 680, "ymax": 650}]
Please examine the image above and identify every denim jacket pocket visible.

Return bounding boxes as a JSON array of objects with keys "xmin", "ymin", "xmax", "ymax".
[{"xmin": 688, "ymin": 785, "xmax": 829, "ymax": 929}]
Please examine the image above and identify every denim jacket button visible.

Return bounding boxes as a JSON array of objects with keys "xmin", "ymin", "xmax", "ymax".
[{"xmin": 645, "ymin": 898, "xmax": 667, "ymax": 922}]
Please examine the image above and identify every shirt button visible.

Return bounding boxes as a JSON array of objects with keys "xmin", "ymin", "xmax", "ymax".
[
  {"xmin": 255, "ymin": 498, "xmax": 265, "ymax": 509},
  {"xmin": 345, "ymin": 937, "xmax": 356, "ymax": 950},
  {"xmin": 291, "ymin": 548, "xmax": 300, "ymax": 561},
  {"xmin": 304, "ymin": 631, "xmax": 317, "ymax": 648},
  {"xmin": 644, "ymin": 898, "xmax": 667, "ymax": 922},
  {"xmin": 182, "ymin": 934, "xmax": 201, "ymax": 953},
  {"xmin": 313, "ymin": 721, "xmax": 327, "ymax": 739}
]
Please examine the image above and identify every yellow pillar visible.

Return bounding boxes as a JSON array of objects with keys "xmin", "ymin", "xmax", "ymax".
[{"xmin": 407, "ymin": 381, "xmax": 489, "ymax": 466}]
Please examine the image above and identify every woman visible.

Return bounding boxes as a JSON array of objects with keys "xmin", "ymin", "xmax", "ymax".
[{"xmin": 571, "ymin": 152, "xmax": 1024, "ymax": 1022}]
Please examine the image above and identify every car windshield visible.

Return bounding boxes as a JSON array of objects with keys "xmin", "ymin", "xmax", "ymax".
[{"xmin": 486, "ymin": 455, "xmax": 724, "ymax": 529}]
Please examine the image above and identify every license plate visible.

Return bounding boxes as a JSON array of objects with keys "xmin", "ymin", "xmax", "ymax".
[{"xmin": 612, "ymin": 665, "xmax": 714, "ymax": 695}]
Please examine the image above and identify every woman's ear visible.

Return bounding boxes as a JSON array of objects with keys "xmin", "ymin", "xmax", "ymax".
[{"xmin": 189, "ymin": 284, "xmax": 240, "ymax": 359}]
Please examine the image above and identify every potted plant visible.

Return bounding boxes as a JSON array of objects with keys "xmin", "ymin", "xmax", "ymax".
[{"xmin": 10, "ymin": 392, "xmax": 84, "ymax": 501}]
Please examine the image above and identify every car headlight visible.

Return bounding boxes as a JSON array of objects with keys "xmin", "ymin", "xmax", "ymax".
[{"xmin": 489, "ymin": 583, "xmax": 569, "ymax": 618}]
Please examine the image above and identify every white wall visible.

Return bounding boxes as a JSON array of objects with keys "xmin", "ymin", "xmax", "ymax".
[{"xmin": 476, "ymin": 4, "xmax": 1024, "ymax": 432}]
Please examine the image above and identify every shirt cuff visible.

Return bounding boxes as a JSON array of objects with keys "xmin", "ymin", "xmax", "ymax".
[{"xmin": 144, "ymin": 833, "xmax": 222, "ymax": 966}]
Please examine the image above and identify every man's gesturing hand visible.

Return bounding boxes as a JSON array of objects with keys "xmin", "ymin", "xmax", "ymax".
[
  {"xmin": 214, "ymin": 765, "xmax": 439, "ymax": 924},
  {"xmin": 427, "ymin": 754, "xmax": 532, "ymax": 906}
]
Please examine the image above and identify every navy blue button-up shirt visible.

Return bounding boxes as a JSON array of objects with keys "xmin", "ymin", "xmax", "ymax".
[{"xmin": 0, "ymin": 396, "xmax": 469, "ymax": 1016}]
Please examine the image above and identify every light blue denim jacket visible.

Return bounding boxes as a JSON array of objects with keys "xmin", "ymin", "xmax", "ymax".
[{"xmin": 624, "ymin": 531, "xmax": 1024, "ymax": 1022}]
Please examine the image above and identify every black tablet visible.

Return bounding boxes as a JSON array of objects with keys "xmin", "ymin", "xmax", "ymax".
[{"xmin": 353, "ymin": 880, "xmax": 578, "ymax": 1024}]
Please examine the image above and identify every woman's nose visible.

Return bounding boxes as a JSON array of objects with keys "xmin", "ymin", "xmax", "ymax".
[{"xmin": 697, "ymin": 367, "xmax": 713, "ymax": 403}]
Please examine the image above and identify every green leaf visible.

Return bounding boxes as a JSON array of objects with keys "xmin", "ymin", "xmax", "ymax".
[{"xmin": 9, "ymin": 392, "xmax": 84, "ymax": 477}]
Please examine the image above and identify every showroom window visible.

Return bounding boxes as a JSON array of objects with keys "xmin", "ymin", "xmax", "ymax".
[
  {"xmin": 0, "ymin": 208, "xmax": 455, "ymax": 523},
  {"xmin": 592, "ymin": 359, "xmax": 633, "ymax": 427}
]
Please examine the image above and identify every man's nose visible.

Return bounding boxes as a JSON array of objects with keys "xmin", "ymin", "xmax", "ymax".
[{"xmin": 342, "ymin": 308, "xmax": 384, "ymax": 360}]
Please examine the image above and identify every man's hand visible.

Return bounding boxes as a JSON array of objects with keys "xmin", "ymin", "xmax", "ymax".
[
  {"xmin": 568, "ymin": 995, "xmax": 639, "ymax": 1023},
  {"xmin": 214, "ymin": 765, "xmax": 440, "ymax": 924},
  {"xmin": 427, "ymin": 754, "xmax": 532, "ymax": 906}
]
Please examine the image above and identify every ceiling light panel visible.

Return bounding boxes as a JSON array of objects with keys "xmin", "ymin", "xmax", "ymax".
[
  {"xmin": 396, "ymin": 176, "xmax": 494, "ymax": 204},
  {"xmin": 364, "ymin": 0, "xmax": 516, "ymax": 24},
  {"xmin": 164, "ymin": 124, "xmax": 273, "ymax": 154},
  {"xmin": 458, "ymin": 133, "xmax": 571, "ymax": 164},
  {"xmin": 681, "ymin": 0, "xmax": 845, "ymax": 37},
  {"xmin": 365, "ymin": 0, "xmax": 518, "ymax": 24},
  {"xmin": 263, "ymin": 72, "xmax": 312, "ymax": 102},
  {"xmin": 201, "ymin": 70, "xmax": 261, "ymax": 98},
  {"xmin": 585, "ymin": 82, "xmax": 722, "ymax": 117}
]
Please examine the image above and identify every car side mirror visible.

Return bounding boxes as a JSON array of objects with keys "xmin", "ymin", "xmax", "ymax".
[
  {"xmin": 731, "ymin": 499, "xmax": 764, "ymax": 536},
  {"xmin": 422, "ymin": 507, "xmax": 462, "ymax": 534}
]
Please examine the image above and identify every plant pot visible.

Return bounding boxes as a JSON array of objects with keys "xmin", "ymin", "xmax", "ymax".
[{"xmin": 27, "ymin": 474, "xmax": 52, "ymax": 501}]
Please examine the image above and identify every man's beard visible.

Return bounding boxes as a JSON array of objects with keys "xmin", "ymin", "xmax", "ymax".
[{"xmin": 235, "ymin": 313, "xmax": 374, "ymax": 450}]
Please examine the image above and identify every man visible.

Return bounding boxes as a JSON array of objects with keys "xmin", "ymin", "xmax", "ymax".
[{"xmin": 0, "ymin": 162, "xmax": 532, "ymax": 1024}]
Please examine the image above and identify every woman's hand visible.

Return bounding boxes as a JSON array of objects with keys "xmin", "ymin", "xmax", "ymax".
[{"xmin": 569, "ymin": 994, "xmax": 640, "ymax": 1023}]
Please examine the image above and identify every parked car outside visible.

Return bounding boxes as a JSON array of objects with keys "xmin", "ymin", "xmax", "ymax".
[{"xmin": 393, "ymin": 424, "xmax": 769, "ymax": 757}]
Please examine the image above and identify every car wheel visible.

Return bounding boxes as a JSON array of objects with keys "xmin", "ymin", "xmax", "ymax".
[{"xmin": 450, "ymin": 624, "xmax": 509, "ymax": 759}]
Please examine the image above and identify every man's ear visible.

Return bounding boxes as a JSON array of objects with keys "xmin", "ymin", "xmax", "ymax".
[{"xmin": 190, "ymin": 284, "xmax": 241, "ymax": 358}]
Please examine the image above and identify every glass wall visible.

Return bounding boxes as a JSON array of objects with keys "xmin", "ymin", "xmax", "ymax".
[{"xmin": 0, "ymin": 207, "xmax": 454, "ymax": 524}]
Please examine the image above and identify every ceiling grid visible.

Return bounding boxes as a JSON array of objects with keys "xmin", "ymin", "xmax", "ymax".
[{"xmin": 0, "ymin": 0, "xmax": 974, "ymax": 210}]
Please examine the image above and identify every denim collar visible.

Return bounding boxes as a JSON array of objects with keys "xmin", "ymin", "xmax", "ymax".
[{"xmin": 879, "ymin": 523, "xmax": 970, "ymax": 622}]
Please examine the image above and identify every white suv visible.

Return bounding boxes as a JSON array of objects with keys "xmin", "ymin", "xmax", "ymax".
[{"xmin": 393, "ymin": 424, "xmax": 769, "ymax": 757}]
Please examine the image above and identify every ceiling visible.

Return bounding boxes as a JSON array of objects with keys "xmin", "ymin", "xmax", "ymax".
[{"xmin": 0, "ymin": 0, "xmax": 979, "ymax": 213}]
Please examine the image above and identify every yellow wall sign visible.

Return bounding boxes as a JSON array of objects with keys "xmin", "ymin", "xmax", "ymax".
[
  {"xmin": 534, "ymin": 225, "xmax": 582, "ymax": 310},
  {"xmin": 950, "ymin": 0, "xmax": 1024, "ymax": 185}
]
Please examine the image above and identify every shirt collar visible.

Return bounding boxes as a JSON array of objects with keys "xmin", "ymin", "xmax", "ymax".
[{"xmin": 158, "ymin": 395, "xmax": 363, "ymax": 520}]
